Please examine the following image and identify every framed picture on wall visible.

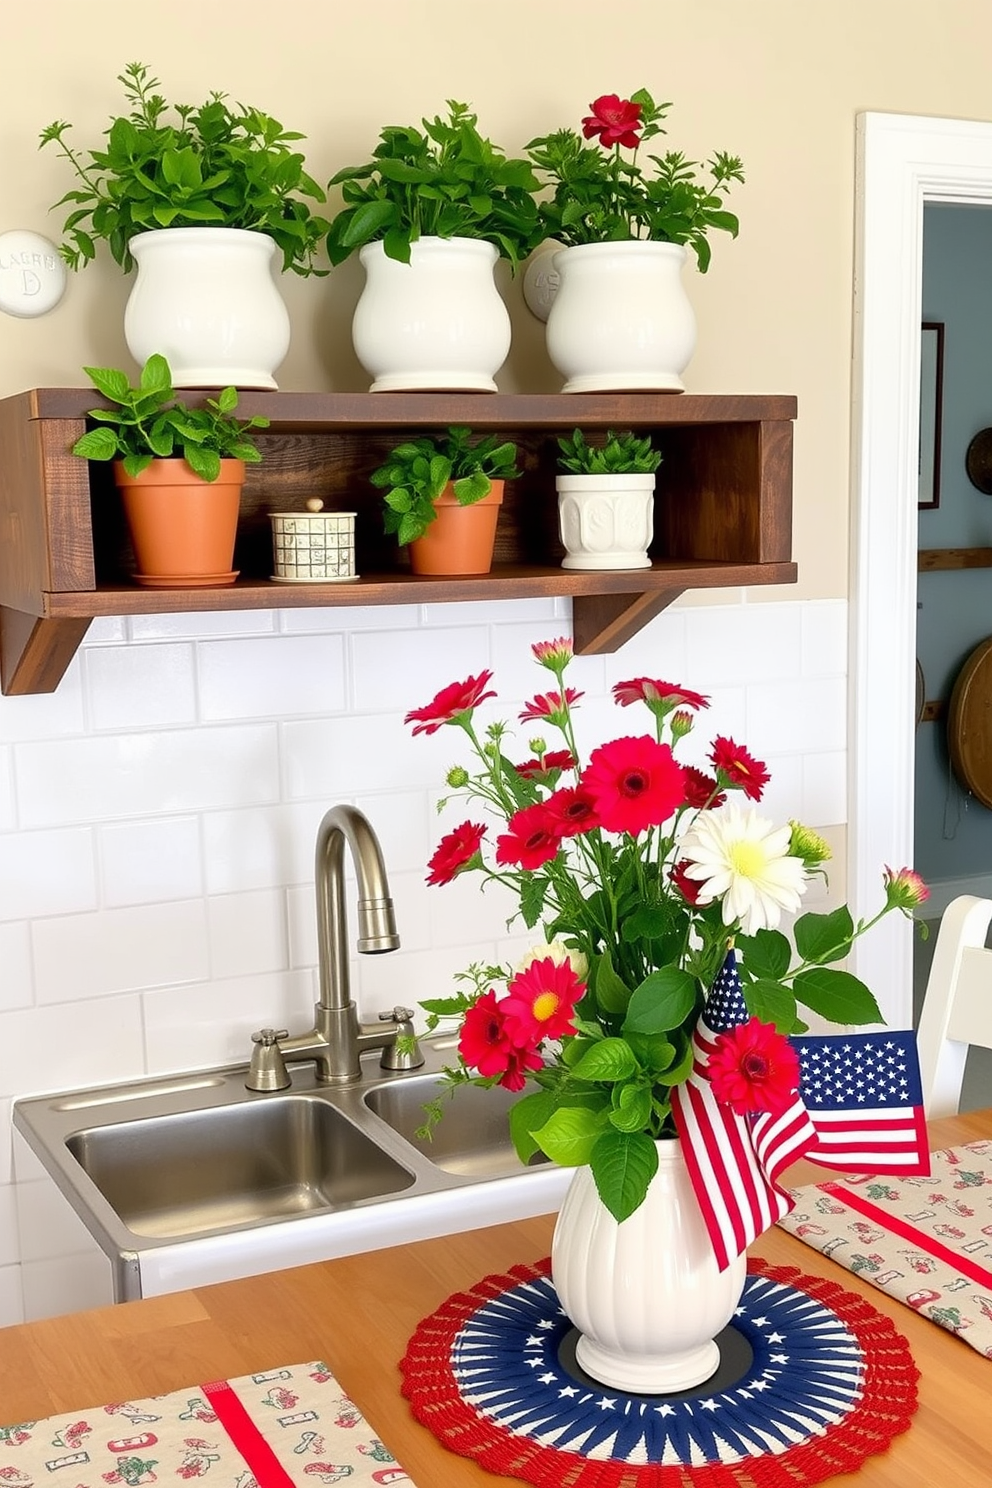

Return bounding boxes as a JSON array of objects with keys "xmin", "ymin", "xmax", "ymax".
[{"xmin": 919, "ymin": 321, "xmax": 944, "ymax": 509}]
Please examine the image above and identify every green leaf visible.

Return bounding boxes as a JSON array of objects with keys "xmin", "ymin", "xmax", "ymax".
[
  {"xmin": 794, "ymin": 907, "xmax": 856, "ymax": 964},
  {"xmin": 588, "ymin": 1130, "xmax": 659, "ymax": 1222},
  {"xmin": 745, "ymin": 979, "xmax": 799, "ymax": 1031},
  {"xmin": 623, "ymin": 966, "xmax": 696, "ymax": 1035},
  {"xmin": 508, "ymin": 1089, "xmax": 559, "ymax": 1163},
  {"xmin": 621, "ymin": 905, "xmax": 670, "ymax": 942},
  {"xmin": 518, "ymin": 873, "xmax": 547, "ymax": 929},
  {"xmin": 793, "ymin": 967, "xmax": 883, "ymax": 1025},
  {"xmin": 608, "ymin": 1081, "xmax": 653, "ymax": 1132},
  {"xmin": 83, "ymin": 365, "xmax": 132, "ymax": 405},
  {"xmin": 139, "ymin": 353, "xmax": 173, "ymax": 399},
  {"xmin": 339, "ymin": 199, "xmax": 397, "ymax": 249},
  {"xmin": 736, "ymin": 927, "xmax": 791, "ymax": 981},
  {"xmin": 215, "ymin": 385, "xmax": 239, "ymax": 415},
  {"xmin": 530, "ymin": 1104, "xmax": 604, "ymax": 1166},
  {"xmin": 591, "ymin": 953, "xmax": 631, "ymax": 1016},
  {"xmin": 182, "ymin": 445, "xmax": 220, "ymax": 482},
  {"xmin": 568, "ymin": 1038, "xmax": 638, "ymax": 1083},
  {"xmin": 71, "ymin": 427, "xmax": 119, "ymax": 461}
]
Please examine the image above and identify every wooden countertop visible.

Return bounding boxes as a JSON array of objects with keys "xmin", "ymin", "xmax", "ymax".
[{"xmin": 4, "ymin": 1109, "xmax": 992, "ymax": 1485}]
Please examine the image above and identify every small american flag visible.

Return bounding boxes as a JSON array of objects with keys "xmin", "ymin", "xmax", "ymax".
[
  {"xmin": 793, "ymin": 1031, "xmax": 931, "ymax": 1177},
  {"xmin": 671, "ymin": 952, "xmax": 818, "ymax": 1271}
]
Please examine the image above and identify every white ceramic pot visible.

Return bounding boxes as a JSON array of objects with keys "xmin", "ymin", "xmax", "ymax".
[
  {"xmin": 352, "ymin": 237, "xmax": 511, "ymax": 392},
  {"xmin": 124, "ymin": 227, "xmax": 291, "ymax": 389},
  {"xmin": 545, "ymin": 240, "xmax": 697, "ymax": 394},
  {"xmin": 556, "ymin": 472, "xmax": 655, "ymax": 570},
  {"xmin": 551, "ymin": 1138, "xmax": 747, "ymax": 1393}
]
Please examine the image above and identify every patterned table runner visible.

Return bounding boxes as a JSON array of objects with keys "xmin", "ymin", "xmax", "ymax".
[
  {"xmin": 400, "ymin": 1256, "xmax": 918, "ymax": 1488},
  {"xmin": 0, "ymin": 1360, "xmax": 412, "ymax": 1487},
  {"xmin": 780, "ymin": 1139, "xmax": 992, "ymax": 1356}
]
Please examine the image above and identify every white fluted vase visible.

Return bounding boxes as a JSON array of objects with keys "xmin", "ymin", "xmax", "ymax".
[
  {"xmin": 545, "ymin": 240, "xmax": 696, "ymax": 393},
  {"xmin": 556, "ymin": 472, "xmax": 655, "ymax": 569},
  {"xmin": 124, "ymin": 228, "xmax": 291, "ymax": 389},
  {"xmin": 551, "ymin": 1138, "xmax": 746, "ymax": 1393},
  {"xmin": 353, "ymin": 237, "xmax": 511, "ymax": 392}
]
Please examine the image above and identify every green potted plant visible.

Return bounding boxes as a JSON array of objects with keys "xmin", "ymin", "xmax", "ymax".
[
  {"xmin": 370, "ymin": 425, "xmax": 519, "ymax": 576},
  {"xmin": 525, "ymin": 88, "xmax": 745, "ymax": 392},
  {"xmin": 40, "ymin": 62, "xmax": 330, "ymax": 388},
  {"xmin": 325, "ymin": 102, "xmax": 543, "ymax": 391},
  {"xmin": 555, "ymin": 429, "xmax": 662, "ymax": 572},
  {"xmin": 71, "ymin": 352, "xmax": 269, "ymax": 587}
]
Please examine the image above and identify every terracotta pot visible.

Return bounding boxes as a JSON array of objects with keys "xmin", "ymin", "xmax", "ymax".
[
  {"xmin": 113, "ymin": 459, "xmax": 245, "ymax": 587},
  {"xmin": 409, "ymin": 480, "xmax": 504, "ymax": 576}
]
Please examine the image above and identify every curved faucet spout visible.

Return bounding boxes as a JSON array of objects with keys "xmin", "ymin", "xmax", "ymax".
[{"xmin": 315, "ymin": 804, "xmax": 400, "ymax": 1012}]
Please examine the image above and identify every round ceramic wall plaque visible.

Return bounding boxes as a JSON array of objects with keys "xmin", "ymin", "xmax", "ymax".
[{"xmin": 0, "ymin": 230, "xmax": 67, "ymax": 317}]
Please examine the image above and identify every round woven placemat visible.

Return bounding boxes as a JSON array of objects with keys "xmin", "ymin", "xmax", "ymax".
[{"xmin": 400, "ymin": 1255, "xmax": 918, "ymax": 1488}]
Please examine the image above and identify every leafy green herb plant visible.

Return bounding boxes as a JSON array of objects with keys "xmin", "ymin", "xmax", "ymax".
[
  {"xmin": 370, "ymin": 426, "xmax": 520, "ymax": 546},
  {"xmin": 40, "ymin": 61, "xmax": 329, "ymax": 275},
  {"xmin": 527, "ymin": 88, "xmax": 744, "ymax": 272},
  {"xmin": 557, "ymin": 428, "xmax": 662, "ymax": 476},
  {"xmin": 71, "ymin": 353, "xmax": 270, "ymax": 483},
  {"xmin": 326, "ymin": 101, "xmax": 542, "ymax": 270}
]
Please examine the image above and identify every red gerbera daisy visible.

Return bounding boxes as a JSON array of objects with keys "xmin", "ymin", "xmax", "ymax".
[
  {"xmin": 426, "ymin": 821, "xmax": 487, "ymax": 886},
  {"xmin": 515, "ymin": 749, "xmax": 576, "ymax": 784},
  {"xmin": 682, "ymin": 765, "xmax": 726, "ymax": 810},
  {"xmin": 612, "ymin": 678, "xmax": 710, "ymax": 713},
  {"xmin": 501, "ymin": 956, "xmax": 585, "ymax": 1046},
  {"xmin": 459, "ymin": 990, "xmax": 542, "ymax": 1089},
  {"xmin": 581, "ymin": 93, "xmax": 643, "ymax": 149},
  {"xmin": 580, "ymin": 735, "xmax": 685, "ymax": 836},
  {"xmin": 518, "ymin": 688, "xmax": 584, "ymax": 725},
  {"xmin": 495, "ymin": 803, "xmax": 562, "ymax": 870},
  {"xmin": 531, "ymin": 637, "xmax": 574, "ymax": 672},
  {"xmin": 707, "ymin": 1017, "xmax": 801, "ymax": 1115},
  {"xmin": 404, "ymin": 672, "xmax": 496, "ymax": 736},
  {"xmin": 709, "ymin": 736, "xmax": 771, "ymax": 802},
  {"xmin": 543, "ymin": 785, "xmax": 599, "ymax": 837}
]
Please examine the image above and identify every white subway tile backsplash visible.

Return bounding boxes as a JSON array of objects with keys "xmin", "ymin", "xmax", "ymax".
[
  {"xmin": 198, "ymin": 634, "xmax": 347, "ymax": 720},
  {"xmin": 0, "ymin": 745, "xmax": 14, "ymax": 829},
  {"xmin": 0, "ymin": 923, "xmax": 32, "ymax": 1011},
  {"xmin": 21, "ymin": 1249, "xmax": 114, "ymax": 1322},
  {"xmin": 0, "ymin": 1264, "xmax": 23, "ymax": 1328},
  {"xmin": 129, "ymin": 610, "xmax": 279, "ymax": 641},
  {"xmin": 0, "ymin": 997, "xmax": 145, "ymax": 1097},
  {"xmin": 32, "ymin": 903, "xmax": 210, "ymax": 1003},
  {"xmin": 142, "ymin": 967, "xmax": 314, "ymax": 1074},
  {"xmin": 15, "ymin": 724, "xmax": 281, "ymax": 826},
  {"xmin": 0, "ymin": 828, "xmax": 96, "ymax": 922},
  {"xmin": 203, "ymin": 802, "xmax": 318, "ymax": 894},
  {"xmin": 283, "ymin": 714, "xmax": 437, "ymax": 798},
  {"xmin": 801, "ymin": 600, "xmax": 849, "ymax": 676},
  {"xmin": 687, "ymin": 602, "xmax": 803, "ymax": 684},
  {"xmin": 350, "ymin": 623, "xmax": 491, "ymax": 714},
  {"xmin": 745, "ymin": 676, "xmax": 847, "ymax": 756},
  {"xmin": 0, "ymin": 1184, "xmax": 19, "ymax": 1265},
  {"xmin": 15, "ymin": 1175, "xmax": 98, "ymax": 1261},
  {"xmin": 207, "ymin": 889, "xmax": 288, "ymax": 978},
  {"xmin": 84, "ymin": 642, "xmax": 198, "ymax": 730},
  {"xmin": 98, "ymin": 817, "xmax": 203, "ymax": 906},
  {"xmin": 82, "ymin": 617, "xmax": 128, "ymax": 646},
  {"xmin": 0, "ymin": 670, "xmax": 85, "ymax": 742},
  {"xmin": 801, "ymin": 749, "xmax": 848, "ymax": 826},
  {"xmin": 421, "ymin": 598, "xmax": 559, "ymax": 630}
]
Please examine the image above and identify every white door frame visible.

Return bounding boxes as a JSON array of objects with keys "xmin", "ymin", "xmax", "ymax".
[{"xmin": 852, "ymin": 112, "xmax": 992, "ymax": 1024}]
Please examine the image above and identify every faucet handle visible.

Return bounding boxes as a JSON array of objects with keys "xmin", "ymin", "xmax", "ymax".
[
  {"xmin": 378, "ymin": 1006, "xmax": 415, "ymax": 1023},
  {"xmin": 246, "ymin": 1028, "xmax": 291, "ymax": 1092},
  {"xmin": 252, "ymin": 1027, "xmax": 289, "ymax": 1045}
]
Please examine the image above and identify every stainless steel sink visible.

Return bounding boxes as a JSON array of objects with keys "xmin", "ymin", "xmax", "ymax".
[
  {"xmin": 12, "ymin": 1037, "xmax": 567, "ymax": 1303},
  {"xmin": 66, "ymin": 1095, "xmax": 414, "ymax": 1241},
  {"xmin": 364, "ymin": 1074, "xmax": 548, "ymax": 1178}
]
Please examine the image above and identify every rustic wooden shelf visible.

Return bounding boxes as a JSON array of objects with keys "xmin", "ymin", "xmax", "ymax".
[
  {"xmin": 918, "ymin": 547, "xmax": 992, "ymax": 571},
  {"xmin": 0, "ymin": 389, "xmax": 797, "ymax": 695}
]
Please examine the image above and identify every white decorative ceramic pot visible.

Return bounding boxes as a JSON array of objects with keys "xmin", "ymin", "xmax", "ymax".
[
  {"xmin": 352, "ymin": 236, "xmax": 511, "ymax": 392},
  {"xmin": 545, "ymin": 240, "xmax": 697, "ymax": 393},
  {"xmin": 124, "ymin": 227, "xmax": 291, "ymax": 389},
  {"xmin": 551, "ymin": 1138, "xmax": 747, "ymax": 1393},
  {"xmin": 556, "ymin": 472, "xmax": 655, "ymax": 570}
]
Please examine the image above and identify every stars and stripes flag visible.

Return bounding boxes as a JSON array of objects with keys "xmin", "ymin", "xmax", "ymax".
[
  {"xmin": 791, "ymin": 1030, "xmax": 930, "ymax": 1177},
  {"xmin": 671, "ymin": 951, "xmax": 819, "ymax": 1271}
]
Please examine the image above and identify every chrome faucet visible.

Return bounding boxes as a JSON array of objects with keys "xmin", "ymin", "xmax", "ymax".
[{"xmin": 246, "ymin": 804, "xmax": 424, "ymax": 1090}]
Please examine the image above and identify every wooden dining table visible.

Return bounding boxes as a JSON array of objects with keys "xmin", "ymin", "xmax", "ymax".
[{"xmin": 2, "ymin": 1108, "xmax": 991, "ymax": 1485}]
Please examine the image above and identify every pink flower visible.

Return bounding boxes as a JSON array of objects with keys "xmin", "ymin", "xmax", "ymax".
[
  {"xmin": 404, "ymin": 672, "xmax": 496, "ymax": 735},
  {"xmin": 515, "ymin": 749, "xmax": 576, "ymax": 783},
  {"xmin": 495, "ymin": 803, "xmax": 562, "ymax": 869},
  {"xmin": 707, "ymin": 1018, "xmax": 801, "ymax": 1114},
  {"xmin": 883, "ymin": 866, "xmax": 930, "ymax": 911},
  {"xmin": 682, "ymin": 765, "xmax": 726, "ymax": 810},
  {"xmin": 426, "ymin": 822, "xmax": 486, "ymax": 886},
  {"xmin": 612, "ymin": 678, "xmax": 709, "ymax": 713},
  {"xmin": 501, "ymin": 956, "xmax": 585, "ymax": 1047},
  {"xmin": 543, "ymin": 785, "xmax": 599, "ymax": 836},
  {"xmin": 709, "ymin": 735, "xmax": 771, "ymax": 802},
  {"xmin": 580, "ymin": 735, "xmax": 685, "ymax": 836},
  {"xmin": 581, "ymin": 94, "xmax": 643, "ymax": 149},
  {"xmin": 531, "ymin": 637, "xmax": 574, "ymax": 672},
  {"xmin": 458, "ymin": 990, "xmax": 543, "ymax": 1090},
  {"xmin": 518, "ymin": 687, "xmax": 583, "ymax": 725}
]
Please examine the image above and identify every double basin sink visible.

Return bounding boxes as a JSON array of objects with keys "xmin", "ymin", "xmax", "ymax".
[{"xmin": 13, "ymin": 1037, "xmax": 567, "ymax": 1302}]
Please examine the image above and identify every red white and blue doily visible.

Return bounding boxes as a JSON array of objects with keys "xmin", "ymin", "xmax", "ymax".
[{"xmin": 400, "ymin": 1257, "xmax": 918, "ymax": 1487}]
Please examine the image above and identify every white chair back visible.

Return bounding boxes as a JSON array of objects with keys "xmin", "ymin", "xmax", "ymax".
[{"xmin": 917, "ymin": 894, "xmax": 992, "ymax": 1117}]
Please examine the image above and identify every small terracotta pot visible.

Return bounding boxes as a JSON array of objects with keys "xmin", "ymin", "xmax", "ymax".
[
  {"xmin": 113, "ymin": 459, "xmax": 245, "ymax": 587},
  {"xmin": 409, "ymin": 480, "xmax": 504, "ymax": 577}
]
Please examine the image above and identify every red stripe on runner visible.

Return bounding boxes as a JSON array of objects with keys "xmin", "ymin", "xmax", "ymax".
[
  {"xmin": 203, "ymin": 1379, "xmax": 298, "ymax": 1488},
  {"xmin": 824, "ymin": 1182, "xmax": 992, "ymax": 1289}
]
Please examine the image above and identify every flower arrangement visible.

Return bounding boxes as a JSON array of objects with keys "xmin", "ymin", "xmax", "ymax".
[
  {"xmin": 406, "ymin": 639, "xmax": 928, "ymax": 1221},
  {"xmin": 526, "ymin": 88, "xmax": 745, "ymax": 271}
]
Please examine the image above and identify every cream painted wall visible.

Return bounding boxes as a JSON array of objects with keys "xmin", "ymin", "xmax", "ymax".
[{"xmin": 4, "ymin": 0, "xmax": 990, "ymax": 600}]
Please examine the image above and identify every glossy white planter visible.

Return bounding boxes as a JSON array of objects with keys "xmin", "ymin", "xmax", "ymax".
[
  {"xmin": 551, "ymin": 1138, "xmax": 746, "ymax": 1393},
  {"xmin": 124, "ymin": 228, "xmax": 291, "ymax": 389},
  {"xmin": 546, "ymin": 240, "xmax": 696, "ymax": 393},
  {"xmin": 353, "ymin": 237, "xmax": 511, "ymax": 392},
  {"xmin": 556, "ymin": 472, "xmax": 655, "ymax": 570}
]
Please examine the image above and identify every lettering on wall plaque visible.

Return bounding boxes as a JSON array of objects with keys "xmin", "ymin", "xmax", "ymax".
[{"xmin": 0, "ymin": 229, "xmax": 67, "ymax": 317}]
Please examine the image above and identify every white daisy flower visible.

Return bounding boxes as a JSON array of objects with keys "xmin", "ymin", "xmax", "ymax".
[
  {"xmin": 515, "ymin": 939, "xmax": 589, "ymax": 981},
  {"xmin": 679, "ymin": 803, "xmax": 807, "ymax": 935}
]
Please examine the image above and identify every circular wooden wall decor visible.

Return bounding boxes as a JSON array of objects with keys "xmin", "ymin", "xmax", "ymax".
[
  {"xmin": 948, "ymin": 637, "xmax": 992, "ymax": 808},
  {"xmin": 966, "ymin": 428, "xmax": 992, "ymax": 494}
]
